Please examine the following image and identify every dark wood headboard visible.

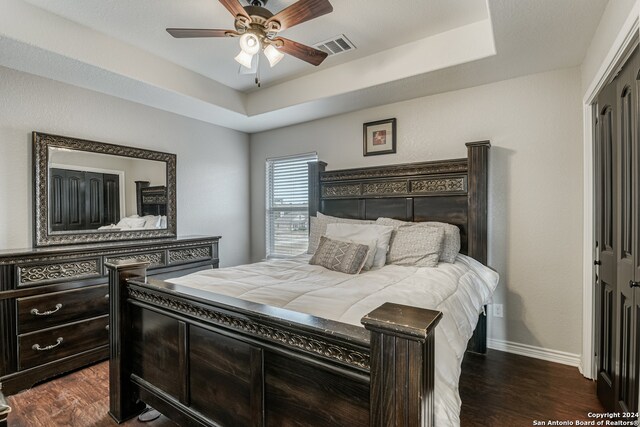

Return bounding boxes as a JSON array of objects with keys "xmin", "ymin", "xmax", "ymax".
[
  {"xmin": 308, "ymin": 141, "xmax": 490, "ymax": 352},
  {"xmin": 308, "ymin": 141, "xmax": 489, "ymax": 263},
  {"xmin": 135, "ymin": 181, "xmax": 167, "ymax": 216}
]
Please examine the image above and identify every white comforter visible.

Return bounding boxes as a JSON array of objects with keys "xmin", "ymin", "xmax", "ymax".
[{"xmin": 167, "ymin": 254, "xmax": 499, "ymax": 426}]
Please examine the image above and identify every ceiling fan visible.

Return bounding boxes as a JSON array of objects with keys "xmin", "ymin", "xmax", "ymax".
[{"xmin": 167, "ymin": 0, "xmax": 333, "ymax": 70}]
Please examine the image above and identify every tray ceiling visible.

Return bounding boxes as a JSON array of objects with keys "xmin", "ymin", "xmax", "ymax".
[{"xmin": 0, "ymin": 0, "xmax": 608, "ymax": 132}]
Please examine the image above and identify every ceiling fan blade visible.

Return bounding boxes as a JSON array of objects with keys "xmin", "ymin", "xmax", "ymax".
[
  {"xmin": 166, "ymin": 28, "xmax": 237, "ymax": 38},
  {"xmin": 218, "ymin": 0, "xmax": 250, "ymax": 19},
  {"xmin": 273, "ymin": 37, "xmax": 328, "ymax": 66},
  {"xmin": 267, "ymin": 0, "xmax": 333, "ymax": 31}
]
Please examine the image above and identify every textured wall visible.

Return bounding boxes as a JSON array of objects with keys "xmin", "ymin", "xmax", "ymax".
[
  {"xmin": 250, "ymin": 68, "xmax": 584, "ymax": 355},
  {"xmin": 0, "ymin": 65, "xmax": 250, "ymax": 267}
]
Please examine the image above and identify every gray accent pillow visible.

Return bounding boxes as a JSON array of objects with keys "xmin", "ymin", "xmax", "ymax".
[
  {"xmin": 376, "ymin": 217, "xmax": 461, "ymax": 263},
  {"xmin": 308, "ymin": 212, "xmax": 375, "ymax": 254},
  {"xmin": 386, "ymin": 225, "xmax": 444, "ymax": 267},
  {"xmin": 309, "ymin": 236, "xmax": 369, "ymax": 274}
]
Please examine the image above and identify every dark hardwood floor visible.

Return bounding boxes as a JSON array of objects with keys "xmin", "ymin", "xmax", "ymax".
[
  {"xmin": 460, "ymin": 350, "xmax": 603, "ymax": 426},
  {"xmin": 5, "ymin": 350, "xmax": 602, "ymax": 426}
]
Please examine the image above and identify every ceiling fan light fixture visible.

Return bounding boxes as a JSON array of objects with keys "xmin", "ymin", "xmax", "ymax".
[
  {"xmin": 239, "ymin": 32, "xmax": 260, "ymax": 55},
  {"xmin": 235, "ymin": 50, "xmax": 255, "ymax": 68},
  {"xmin": 264, "ymin": 44, "xmax": 284, "ymax": 67}
]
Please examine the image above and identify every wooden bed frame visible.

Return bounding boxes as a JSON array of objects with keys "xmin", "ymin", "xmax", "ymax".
[
  {"xmin": 135, "ymin": 181, "xmax": 168, "ymax": 217},
  {"xmin": 107, "ymin": 141, "xmax": 490, "ymax": 426}
]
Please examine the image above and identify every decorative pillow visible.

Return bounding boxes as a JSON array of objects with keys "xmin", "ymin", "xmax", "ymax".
[
  {"xmin": 376, "ymin": 217, "xmax": 461, "ymax": 263},
  {"xmin": 424, "ymin": 221, "xmax": 461, "ymax": 263},
  {"xmin": 308, "ymin": 212, "xmax": 375, "ymax": 254},
  {"xmin": 325, "ymin": 223, "xmax": 394, "ymax": 269},
  {"xmin": 386, "ymin": 225, "xmax": 444, "ymax": 267},
  {"xmin": 309, "ymin": 236, "xmax": 369, "ymax": 274}
]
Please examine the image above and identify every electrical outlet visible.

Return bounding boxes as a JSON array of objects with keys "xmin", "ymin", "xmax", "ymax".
[{"xmin": 492, "ymin": 304, "xmax": 503, "ymax": 318}]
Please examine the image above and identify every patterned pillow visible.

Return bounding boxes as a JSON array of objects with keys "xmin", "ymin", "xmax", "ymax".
[
  {"xmin": 386, "ymin": 225, "xmax": 444, "ymax": 267},
  {"xmin": 308, "ymin": 212, "xmax": 375, "ymax": 254},
  {"xmin": 309, "ymin": 236, "xmax": 370, "ymax": 274},
  {"xmin": 376, "ymin": 217, "xmax": 461, "ymax": 263}
]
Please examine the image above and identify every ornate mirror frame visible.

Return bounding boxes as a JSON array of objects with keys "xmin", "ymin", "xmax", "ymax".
[{"xmin": 33, "ymin": 132, "xmax": 177, "ymax": 247}]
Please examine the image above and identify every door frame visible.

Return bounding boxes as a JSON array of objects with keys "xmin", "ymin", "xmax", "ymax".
[{"xmin": 583, "ymin": 7, "xmax": 639, "ymax": 380}]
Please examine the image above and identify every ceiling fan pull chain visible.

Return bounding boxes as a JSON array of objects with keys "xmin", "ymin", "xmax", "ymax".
[{"xmin": 255, "ymin": 53, "xmax": 261, "ymax": 87}]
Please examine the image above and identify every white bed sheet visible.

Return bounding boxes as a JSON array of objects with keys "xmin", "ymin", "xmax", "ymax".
[{"xmin": 167, "ymin": 254, "xmax": 499, "ymax": 426}]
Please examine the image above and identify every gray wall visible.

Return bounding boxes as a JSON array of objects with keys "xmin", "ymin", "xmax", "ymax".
[
  {"xmin": 0, "ymin": 65, "xmax": 250, "ymax": 267},
  {"xmin": 250, "ymin": 67, "xmax": 584, "ymax": 356}
]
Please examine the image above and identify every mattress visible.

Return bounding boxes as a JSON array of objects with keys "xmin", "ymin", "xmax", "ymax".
[{"xmin": 167, "ymin": 254, "xmax": 499, "ymax": 426}]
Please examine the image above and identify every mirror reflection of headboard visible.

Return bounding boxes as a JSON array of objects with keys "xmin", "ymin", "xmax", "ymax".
[
  {"xmin": 136, "ymin": 181, "xmax": 167, "ymax": 216},
  {"xmin": 33, "ymin": 132, "xmax": 177, "ymax": 247}
]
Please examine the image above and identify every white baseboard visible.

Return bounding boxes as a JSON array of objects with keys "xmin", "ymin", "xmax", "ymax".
[{"xmin": 487, "ymin": 338, "xmax": 581, "ymax": 368}]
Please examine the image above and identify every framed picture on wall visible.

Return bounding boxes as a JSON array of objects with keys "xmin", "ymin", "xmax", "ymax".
[{"xmin": 363, "ymin": 118, "xmax": 396, "ymax": 156}]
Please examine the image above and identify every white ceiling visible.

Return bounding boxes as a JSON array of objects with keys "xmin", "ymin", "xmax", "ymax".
[
  {"xmin": 22, "ymin": 0, "xmax": 489, "ymax": 92},
  {"xmin": 0, "ymin": 0, "xmax": 608, "ymax": 133}
]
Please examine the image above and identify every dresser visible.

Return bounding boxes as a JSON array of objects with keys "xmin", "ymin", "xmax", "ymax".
[{"xmin": 0, "ymin": 235, "xmax": 220, "ymax": 395}]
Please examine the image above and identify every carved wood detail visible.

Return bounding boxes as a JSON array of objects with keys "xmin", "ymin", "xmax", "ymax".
[
  {"xmin": 127, "ymin": 287, "xmax": 370, "ymax": 370},
  {"xmin": 105, "ymin": 253, "xmax": 165, "ymax": 269},
  {"xmin": 410, "ymin": 177, "xmax": 466, "ymax": 194},
  {"xmin": 321, "ymin": 184, "xmax": 361, "ymax": 198},
  {"xmin": 18, "ymin": 260, "xmax": 101, "ymax": 285},
  {"xmin": 362, "ymin": 181, "xmax": 408, "ymax": 195},
  {"xmin": 0, "ymin": 240, "xmax": 216, "ymax": 266},
  {"xmin": 321, "ymin": 159, "xmax": 468, "ymax": 182},
  {"xmin": 141, "ymin": 196, "xmax": 167, "ymax": 204},
  {"xmin": 168, "ymin": 247, "xmax": 212, "ymax": 264}
]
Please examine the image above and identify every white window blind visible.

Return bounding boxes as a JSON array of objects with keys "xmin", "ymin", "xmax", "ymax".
[{"xmin": 266, "ymin": 152, "xmax": 317, "ymax": 258}]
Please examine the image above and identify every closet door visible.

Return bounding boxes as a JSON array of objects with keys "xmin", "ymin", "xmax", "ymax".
[
  {"xmin": 595, "ymin": 80, "xmax": 618, "ymax": 411},
  {"xmin": 85, "ymin": 172, "xmax": 104, "ymax": 229},
  {"xmin": 65, "ymin": 169, "xmax": 86, "ymax": 231},
  {"xmin": 615, "ymin": 48, "xmax": 640, "ymax": 414},
  {"xmin": 103, "ymin": 173, "xmax": 120, "ymax": 225}
]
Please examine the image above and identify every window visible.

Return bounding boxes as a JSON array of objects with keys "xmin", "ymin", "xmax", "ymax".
[{"xmin": 266, "ymin": 152, "xmax": 317, "ymax": 258}]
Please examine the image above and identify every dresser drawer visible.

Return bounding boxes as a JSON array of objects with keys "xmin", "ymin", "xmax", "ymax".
[
  {"xmin": 16, "ymin": 257, "xmax": 102, "ymax": 286},
  {"xmin": 17, "ymin": 285, "xmax": 109, "ymax": 334},
  {"xmin": 18, "ymin": 315, "xmax": 109, "ymax": 370},
  {"xmin": 168, "ymin": 245, "xmax": 213, "ymax": 265}
]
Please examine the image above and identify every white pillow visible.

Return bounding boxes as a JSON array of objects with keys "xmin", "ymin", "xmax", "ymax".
[
  {"xmin": 325, "ymin": 224, "xmax": 377, "ymax": 270},
  {"xmin": 308, "ymin": 212, "xmax": 375, "ymax": 254},
  {"xmin": 386, "ymin": 225, "xmax": 444, "ymax": 267},
  {"xmin": 142, "ymin": 215, "xmax": 162, "ymax": 229},
  {"xmin": 324, "ymin": 223, "xmax": 393, "ymax": 269},
  {"xmin": 376, "ymin": 217, "xmax": 461, "ymax": 263},
  {"xmin": 116, "ymin": 217, "xmax": 146, "ymax": 229}
]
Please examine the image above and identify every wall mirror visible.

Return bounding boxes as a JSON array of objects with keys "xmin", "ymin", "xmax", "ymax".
[{"xmin": 33, "ymin": 132, "xmax": 177, "ymax": 246}]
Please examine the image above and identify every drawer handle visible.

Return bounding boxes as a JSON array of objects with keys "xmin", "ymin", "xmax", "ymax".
[
  {"xmin": 30, "ymin": 303, "xmax": 63, "ymax": 316},
  {"xmin": 32, "ymin": 337, "xmax": 63, "ymax": 351}
]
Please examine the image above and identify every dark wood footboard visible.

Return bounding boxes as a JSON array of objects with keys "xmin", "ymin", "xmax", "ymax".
[{"xmin": 107, "ymin": 260, "xmax": 442, "ymax": 427}]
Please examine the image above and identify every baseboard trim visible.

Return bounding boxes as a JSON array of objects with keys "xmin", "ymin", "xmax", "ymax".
[{"xmin": 487, "ymin": 338, "xmax": 581, "ymax": 368}]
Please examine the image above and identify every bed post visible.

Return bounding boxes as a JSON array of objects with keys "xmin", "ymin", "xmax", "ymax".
[
  {"xmin": 362, "ymin": 303, "xmax": 442, "ymax": 427},
  {"xmin": 308, "ymin": 160, "xmax": 327, "ymax": 217},
  {"xmin": 106, "ymin": 260, "xmax": 149, "ymax": 423},
  {"xmin": 466, "ymin": 141, "xmax": 491, "ymax": 354}
]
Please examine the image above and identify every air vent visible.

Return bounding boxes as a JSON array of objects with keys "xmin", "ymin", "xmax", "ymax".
[{"xmin": 313, "ymin": 34, "xmax": 356, "ymax": 57}]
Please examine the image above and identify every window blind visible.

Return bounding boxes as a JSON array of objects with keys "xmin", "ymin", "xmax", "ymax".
[{"xmin": 266, "ymin": 152, "xmax": 317, "ymax": 258}]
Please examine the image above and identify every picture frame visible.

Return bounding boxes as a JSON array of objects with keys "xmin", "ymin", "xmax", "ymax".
[{"xmin": 363, "ymin": 118, "xmax": 396, "ymax": 156}]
